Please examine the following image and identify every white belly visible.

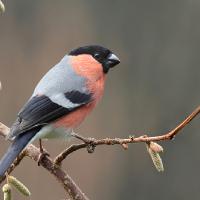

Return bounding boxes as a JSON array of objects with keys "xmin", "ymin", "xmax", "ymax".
[{"xmin": 29, "ymin": 125, "xmax": 72, "ymax": 144}]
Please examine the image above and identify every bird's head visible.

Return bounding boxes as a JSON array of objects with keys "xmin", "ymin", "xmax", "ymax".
[{"xmin": 69, "ymin": 45, "xmax": 120, "ymax": 74}]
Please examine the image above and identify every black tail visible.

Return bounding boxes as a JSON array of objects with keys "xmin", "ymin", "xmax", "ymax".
[{"xmin": 0, "ymin": 129, "xmax": 38, "ymax": 177}]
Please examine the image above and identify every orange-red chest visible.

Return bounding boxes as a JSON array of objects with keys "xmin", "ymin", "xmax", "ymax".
[{"xmin": 54, "ymin": 55, "xmax": 106, "ymax": 128}]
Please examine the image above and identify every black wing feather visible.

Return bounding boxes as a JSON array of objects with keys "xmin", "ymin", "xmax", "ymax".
[
  {"xmin": 9, "ymin": 91, "xmax": 92, "ymax": 138},
  {"xmin": 65, "ymin": 91, "xmax": 91, "ymax": 104}
]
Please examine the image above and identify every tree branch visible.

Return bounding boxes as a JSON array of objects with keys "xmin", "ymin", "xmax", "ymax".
[
  {"xmin": 0, "ymin": 123, "xmax": 89, "ymax": 200},
  {"xmin": 0, "ymin": 105, "xmax": 200, "ymax": 199},
  {"xmin": 54, "ymin": 105, "xmax": 200, "ymax": 164}
]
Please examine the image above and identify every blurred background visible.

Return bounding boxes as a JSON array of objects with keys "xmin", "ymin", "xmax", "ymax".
[{"xmin": 1, "ymin": 0, "xmax": 200, "ymax": 199}]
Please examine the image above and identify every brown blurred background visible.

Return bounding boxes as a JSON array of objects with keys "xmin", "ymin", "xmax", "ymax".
[{"xmin": 1, "ymin": 0, "xmax": 200, "ymax": 199}]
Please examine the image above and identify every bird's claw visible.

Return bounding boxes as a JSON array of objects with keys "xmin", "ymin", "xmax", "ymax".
[{"xmin": 37, "ymin": 152, "xmax": 50, "ymax": 166}]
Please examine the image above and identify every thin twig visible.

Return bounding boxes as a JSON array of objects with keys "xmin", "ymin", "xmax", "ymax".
[
  {"xmin": 54, "ymin": 143, "xmax": 87, "ymax": 166},
  {"xmin": 54, "ymin": 105, "xmax": 200, "ymax": 163}
]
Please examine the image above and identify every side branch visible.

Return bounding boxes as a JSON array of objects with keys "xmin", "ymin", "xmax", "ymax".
[{"xmin": 55, "ymin": 105, "xmax": 200, "ymax": 163}]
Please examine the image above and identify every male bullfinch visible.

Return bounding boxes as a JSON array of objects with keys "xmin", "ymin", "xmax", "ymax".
[{"xmin": 0, "ymin": 45, "xmax": 120, "ymax": 177}]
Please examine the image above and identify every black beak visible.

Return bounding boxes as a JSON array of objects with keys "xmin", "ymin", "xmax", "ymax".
[{"xmin": 103, "ymin": 53, "xmax": 120, "ymax": 73}]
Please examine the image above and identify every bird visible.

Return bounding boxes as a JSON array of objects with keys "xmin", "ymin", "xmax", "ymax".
[{"xmin": 0, "ymin": 45, "xmax": 120, "ymax": 177}]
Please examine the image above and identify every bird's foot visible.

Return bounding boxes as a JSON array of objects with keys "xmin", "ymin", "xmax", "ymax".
[
  {"xmin": 37, "ymin": 151, "xmax": 50, "ymax": 166},
  {"xmin": 37, "ymin": 139, "xmax": 50, "ymax": 166}
]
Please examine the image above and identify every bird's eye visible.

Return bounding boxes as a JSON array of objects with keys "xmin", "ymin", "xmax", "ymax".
[{"xmin": 94, "ymin": 53, "xmax": 101, "ymax": 59}]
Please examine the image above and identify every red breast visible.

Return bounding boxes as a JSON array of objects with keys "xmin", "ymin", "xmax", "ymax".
[{"xmin": 53, "ymin": 55, "xmax": 106, "ymax": 128}]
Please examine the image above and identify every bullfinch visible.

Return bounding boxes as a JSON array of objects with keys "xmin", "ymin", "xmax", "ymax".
[{"xmin": 0, "ymin": 45, "xmax": 120, "ymax": 177}]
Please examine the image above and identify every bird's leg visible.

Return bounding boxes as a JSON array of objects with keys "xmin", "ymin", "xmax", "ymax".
[
  {"xmin": 37, "ymin": 139, "xmax": 50, "ymax": 166},
  {"xmin": 39, "ymin": 139, "xmax": 44, "ymax": 153},
  {"xmin": 70, "ymin": 130, "xmax": 96, "ymax": 153},
  {"xmin": 70, "ymin": 130, "xmax": 90, "ymax": 143},
  {"xmin": 71, "ymin": 132, "xmax": 96, "ymax": 144}
]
